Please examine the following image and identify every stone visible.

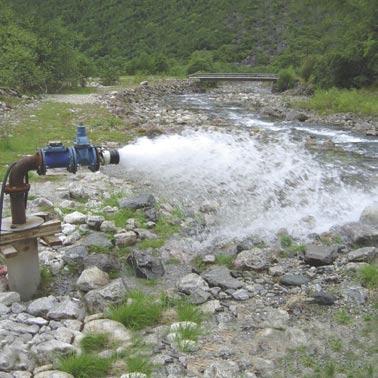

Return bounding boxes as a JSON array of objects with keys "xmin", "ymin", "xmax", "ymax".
[
  {"xmin": 232, "ymin": 288, "xmax": 250, "ymax": 301},
  {"xmin": 201, "ymin": 266, "xmax": 243, "ymax": 290},
  {"xmin": 135, "ymin": 228, "xmax": 158, "ymax": 240},
  {"xmin": 119, "ymin": 193, "xmax": 156, "ymax": 209},
  {"xmin": 285, "ymin": 110, "xmax": 308, "ymax": 122},
  {"xmin": 304, "ymin": 244, "xmax": 338, "ymax": 266},
  {"xmin": 347, "ymin": 247, "xmax": 377, "ymax": 263},
  {"xmin": 11, "ymin": 302, "xmax": 26, "ymax": 314},
  {"xmin": 203, "ymin": 360, "xmax": 240, "ymax": 378},
  {"xmin": 61, "ymin": 245, "xmax": 88, "ymax": 266},
  {"xmin": 76, "ymin": 266, "xmax": 109, "ymax": 292},
  {"xmin": 178, "ymin": 273, "xmax": 209, "ymax": 294},
  {"xmin": 63, "ymin": 211, "xmax": 86, "ymax": 225},
  {"xmin": 33, "ymin": 197, "xmax": 54, "ymax": 209},
  {"xmin": 31, "ymin": 340, "xmax": 75, "ymax": 364},
  {"xmin": 188, "ymin": 289, "xmax": 211, "ymax": 304},
  {"xmin": 83, "ymin": 319, "xmax": 132, "ymax": 347},
  {"xmin": 312, "ymin": 290, "xmax": 336, "ymax": 305},
  {"xmin": 0, "ymin": 292, "xmax": 20, "ymax": 306},
  {"xmin": 27, "ymin": 296, "xmax": 57, "ymax": 317},
  {"xmin": 0, "ymin": 303, "xmax": 10, "ymax": 315},
  {"xmin": 86, "ymin": 215, "xmax": 105, "ymax": 230},
  {"xmin": 34, "ymin": 372, "xmax": 74, "ymax": 378},
  {"xmin": 200, "ymin": 299, "xmax": 222, "ymax": 314},
  {"xmin": 81, "ymin": 232, "xmax": 113, "ymax": 249},
  {"xmin": 127, "ymin": 250, "xmax": 165, "ymax": 279},
  {"xmin": 0, "ymin": 319, "xmax": 39, "ymax": 334},
  {"xmin": 337, "ymin": 222, "xmax": 378, "ymax": 247},
  {"xmin": 234, "ymin": 248, "xmax": 269, "ymax": 271},
  {"xmin": 84, "ymin": 278, "xmax": 129, "ymax": 312},
  {"xmin": 144, "ymin": 207, "xmax": 158, "ymax": 222},
  {"xmin": 12, "ymin": 372, "xmax": 32, "ymax": 378},
  {"xmin": 260, "ymin": 308, "xmax": 290, "ymax": 329},
  {"xmin": 251, "ymin": 357, "xmax": 275, "ymax": 375},
  {"xmin": 115, "ymin": 231, "xmax": 138, "ymax": 247},
  {"xmin": 280, "ymin": 273, "xmax": 309, "ymax": 286},
  {"xmin": 269, "ymin": 265, "xmax": 284, "ymax": 276},
  {"xmin": 100, "ymin": 220, "xmax": 117, "ymax": 233},
  {"xmin": 83, "ymin": 253, "xmax": 121, "ymax": 272},
  {"xmin": 342, "ymin": 285, "xmax": 368, "ymax": 305},
  {"xmin": 359, "ymin": 203, "xmax": 378, "ymax": 225},
  {"xmin": 47, "ymin": 298, "xmax": 85, "ymax": 320},
  {"xmin": 61, "ymin": 223, "xmax": 76, "ymax": 236}
]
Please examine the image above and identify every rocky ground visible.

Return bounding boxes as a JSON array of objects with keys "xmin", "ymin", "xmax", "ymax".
[{"xmin": 0, "ymin": 80, "xmax": 377, "ymax": 378}]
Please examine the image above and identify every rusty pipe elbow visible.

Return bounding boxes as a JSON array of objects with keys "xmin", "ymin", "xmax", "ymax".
[{"xmin": 7, "ymin": 153, "xmax": 41, "ymax": 225}]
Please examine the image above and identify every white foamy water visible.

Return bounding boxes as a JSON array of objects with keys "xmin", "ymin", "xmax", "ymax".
[{"xmin": 118, "ymin": 130, "xmax": 377, "ymax": 246}]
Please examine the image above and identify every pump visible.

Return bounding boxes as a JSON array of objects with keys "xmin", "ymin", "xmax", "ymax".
[{"xmin": 0, "ymin": 125, "xmax": 120, "ymax": 299}]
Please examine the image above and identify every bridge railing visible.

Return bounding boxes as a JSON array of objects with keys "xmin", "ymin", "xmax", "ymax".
[{"xmin": 188, "ymin": 72, "xmax": 279, "ymax": 81}]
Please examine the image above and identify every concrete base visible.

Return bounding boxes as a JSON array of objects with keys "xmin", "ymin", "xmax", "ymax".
[{"xmin": 6, "ymin": 238, "xmax": 40, "ymax": 301}]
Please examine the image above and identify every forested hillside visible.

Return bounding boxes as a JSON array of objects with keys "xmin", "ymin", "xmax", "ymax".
[{"xmin": 1, "ymin": 0, "xmax": 377, "ymax": 91}]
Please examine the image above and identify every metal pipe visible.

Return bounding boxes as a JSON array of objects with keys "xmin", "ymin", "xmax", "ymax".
[{"xmin": 7, "ymin": 154, "xmax": 41, "ymax": 225}]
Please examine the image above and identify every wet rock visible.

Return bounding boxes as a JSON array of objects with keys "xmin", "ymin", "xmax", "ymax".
[
  {"xmin": 61, "ymin": 245, "xmax": 88, "ymax": 266},
  {"xmin": 347, "ymin": 247, "xmax": 377, "ymax": 263},
  {"xmin": 86, "ymin": 215, "xmax": 105, "ymax": 230},
  {"xmin": 83, "ymin": 319, "xmax": 132, "ymax": 348},
  {"xmin": 0, "ymin": 292, "xmax": 20, "ymax": 306},
  {"xmin": 337, "ymin": 222, "xmax": 378, "ymax": 247},
  {"xmin": 31, "ymin": 340, "xmax": 75, "ymax": 364},
  {"xmin": 127, "ymin": 250, "xmax": 165, "ymax": 279},
  {"xmin": 286, "ymin": 110, "xmax": 308, "ymax": 122},
  {"xmin": 203, "ymin": 360, "xmax": 240, "ymax": 378},
  {"xmin": 342, "ymin": 285, "xmax": 368, "ymax": 305},
  {"xmin": 83, "ymin": 253, "xmax": 121, "ymax": 272},
  {"xmin": 201, "ymin": 266, "xmax": 243, "ymax": 290},
  {"xmin": 27, "ymin": 296, "xmax": 58, "ymax": 317},
  {"xmin": 81, "ymin": 232, "xmax": 112, "ymax": 249},
  {"xmin": 76, "ymin": 266, "xmax": 109, "ymax": 292},
  {"xmin": 119, "ymin": 193, "xmax": 156, "ymax": 209},
  {"xmin": 359, "ymin": 203, "xmax": 378, "ymax": 225},
  {"xmin": 304, "ymin": 244, "xmax": 338, "ymax": 266},
  {"xmin": 47, "ymin": 298, "xmax": 85, "ymax": 320},
  {"xmin": 234, "ymin": 248, "xmax": 270, "ymax": 271},
  {"xmin": 280, "ymin": 273, "xmax": 309, "ymax": 286},
  {"xmin": 178, "ymin": 273, "xmax": 209, "ymax": 294},
  {"xmin": 115, "ymin": 231, "xmax": 138, "ymax": 247},
  {"xmin": 100, "ymin": 220, "xmax": 117, "ymax": 233},
  {"xmin": 84, "ymin": 278, "xmax": 129, "ymax": 312},
  {"xmin": 63, "ymin": 211, "xmax": 86, "ymax": 225}
]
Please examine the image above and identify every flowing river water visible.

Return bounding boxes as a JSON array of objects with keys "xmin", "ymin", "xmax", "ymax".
[{"xmin": 118, "ymin": 91, "xmax": 378, "ymax": 249}]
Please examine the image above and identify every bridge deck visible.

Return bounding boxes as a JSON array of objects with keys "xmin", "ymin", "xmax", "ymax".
[{"xmin": 188, "ymin": 73, "xmax": 278, "ymax": 82}]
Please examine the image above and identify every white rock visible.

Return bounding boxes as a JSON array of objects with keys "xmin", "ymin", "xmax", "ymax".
[
  {"xmin": 63, "ymin": 211, "xmax": 87, "ymax": 225},
  {"xmin": 76, "ymin": 266, "xmax": 109, "ymax": 292},
  {"xmin": 0, "ymin": 292, "xmax": 20, "ymax": 306},
  {"xmin": 100, "ymin": 220, "xmax": 117, "ymax": 233},
  {"xmin": 114, "ymin": 231, "xmax": 138, "ymax": 246},
  {"xmin": 61, "ymin": 223, "xmax": 76, "ymax": 236},
  {"xmin": 47, "ymin": 298, "xmax": 85, "ymax": 320},
  {"xmin": 178, "ymin": 273, "xmax": 209, "ymax": 294}
]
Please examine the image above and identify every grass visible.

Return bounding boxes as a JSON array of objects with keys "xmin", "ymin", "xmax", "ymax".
[
  {"xmin": 125, "ymin": 355, "xmax": 154, "ymax": 377},
  {"xmin": 358, "ymin": 264, "xmax": 378, "ymax": 289},
  {"xmin": 58, "ymin": 353, "xmax": 113, "ymax": 378},
  {"xmin": 328, "ymin": 337, "xmax": 343, "ymax": 352},
  {"xmin": 176, "ymin": 301, "xmax": 205, "ymax": 324},
  {"xmin": 109, "ymin": 208, "xmax": 146, "ymax": 228},
  {"xmin": 334, "ymin": 309, "xmax": 352, "ymax": 325},
  {"xmin": 215, "ymin": 253, "xmax": 235, "ymax": 268},
  {"xmin": 80, "ymin": 333, "xmax": 114, "ymax": 354},
  {"xmin": 0, "ymin": 100, "xmax": 128, "ymax": 177},
  {"xmin": 108, "ymin": 290, "xmax": 163, "ymax": 330},
  {"xmin": 280, "ymin": 234, "xmax": 293, "ymax": 248},
  {"xmin": 295, "ymin": 87, "xmax": 378, "ymax": 116},
  {"xmin": 279, "ymin": 234, "xmax": 305, "ymax": 257}
]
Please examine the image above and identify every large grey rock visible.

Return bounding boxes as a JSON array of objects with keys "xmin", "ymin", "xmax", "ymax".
[
  {"xmin": 127, "ymin": 250, "xmax": 165, "ymax": 279},
  {"xmin": 61, "ymin": 245, "xmax": 88, "ymax": 266},
  {"xmin": 76, "ymin": 266, "xmax": 109, "ymax": 292},
  {"xmin": 83, "ymin": 253, "xmax": 121, "ymax": 272},
  {"xmin": 82, "ymin": 319, "xmax": 132, "ymax": 347},
  {"xmin": 119, "ymin": 193, "xmax": 156, "ymax": 209},
  {"xmin": 81, "ymin": 232, "xmax": 112, "ymax": 249},
  {"xmin": 304, "ymin": 244, "xmax": 338, "ymax": 266},
  {"xmin": 360, "ymin": 203, "xmax": 378, "ymax": 225},
  {"xmin": 84, "ymin": 278, "xmax": 129, "ymax": 312},
  {"xmin": 47, "ymin": 298, "xmax": 85, "ymax": 320},
  {"xmin": 280, "ymin": 273, "xmax": 309, "ymax": 286},
  {"xmin": 337, "ymin": 222, "xmax": 378, "ymax": 247},
  {"xmin": 31, "ymin": 340, "xmax": 75, "ymax": 364},
  {"xmin": 234, "ymin": 248, "xmax": 269, "ymax": 271},
  {"xmin": 0, "ymin": 319, "xmax": 39, "ymax": 334},
  {"xmin": 115, "ymin": 231, "xmax": 138, "ymax": 247},
  {"xmin": 178, "ymin": 273, "xmax": 209, "ymax": 294},
  {"xmin": 347, "ymin": 247, "xmax": 377, "ymax": 263},
  {"xmin": 100, "ymin": 220, "xmax": 117, "ymax": 233},
  {"xmin": 27, "ymin": 296, "xmax": 58, "ymax": 317},
  {"xmin": 0, "ymin": 292, "xmax": 20, "ymax": 306},
  {"xmin": 342, "ymin": 285, "xmax": 368, "ymax": 305},
  {"xmin": 86, "ymin": 215, "xmax": 105, "ymax": 231},
  {"xmin": 201, "ymin": 266, "xmax": 243, "ymax": 290},
  {"xmin": 63, "ymin": 211, "xmax": 86, "ymax": 225}
]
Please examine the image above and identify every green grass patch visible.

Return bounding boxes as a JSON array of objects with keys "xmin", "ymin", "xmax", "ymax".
[
  {"xmin": 109, "ymin": 208, "xmax": 147, "ymax": 228},
  {"xmin": 58, "ymin": 353, "xmax": 113, "ymax": 378},
  {"xmin": 80, "ymin": 333, "xmax": 114, "ymax": 354},
  {"xmin": 358, "ymin": 264, "xmax": 378, "ymax": 289},
  {"xmin": 334, "ymin": 309, "xmax": 352, "ymax": 325},
  {"xmin": 295, "ymin": 87, "xmax": 378, "ymax": 116},
  {"xmin": 108, "ymin": 290, "xmax": 163, "ymax": 330},
  {"xmin": 280, "ymin": 235, "xmax": 293, "ymax": 248},
  {"xmin": 328, "ymin": 337, "xmax": 343, "ymax": 352},
  {"xmin": 125, "ymin": 355, "xmax": 154, "ymax": 377},
  {"xmin": 175, "ymin": 323, "xmax": 203, "ymax": 343},
  {"xmin": 214, "ymin": 253, "xmax": 235, "ymax": 268},
  {"xmin": 176, "ymin": 302, "xmax": 205, "ymax": 324}
]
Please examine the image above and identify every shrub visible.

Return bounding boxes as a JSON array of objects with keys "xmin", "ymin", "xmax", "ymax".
[{"xmin": 276, "ymin": 67, "xmax": 298, "ymax": 92}]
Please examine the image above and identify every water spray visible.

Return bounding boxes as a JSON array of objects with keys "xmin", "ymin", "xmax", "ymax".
[{"xmin": 0, "ymin": 125, "xmax": 120, "ymax": 299}]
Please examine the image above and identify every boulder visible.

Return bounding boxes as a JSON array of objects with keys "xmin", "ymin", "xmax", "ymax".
[
  {"xmin": 100, "ymin": 220, "xmax": 117, "ymax": 233},
  {"xmin": 304, "ymin": 244, "xmax": 338, "ymax": 266},
  {"xmin": 114, "ymin": 231, "xmax": 138, "ymax": 247},
  {"xmin": 337, "ymin": 222, "xmax": 378, "ymax": 247},
  {"xmin": 0, "ymin": 292, "xmax": 20, "ymax": 306},
  {"xmin": 127, "ymin": 250, "xmax": 165, "ymax": 279},
  {"xmin": 61, "ymin": 245, "xmax": 88, "ymax": 266},
  {"xmin": 31, "ymin": 340, "xmax": 74, "ymax": 364},
  {"xmin": 76, "ymin": 267, "xmax": 109, "ymax": 292},
  {"xmin": 178, "ymin": 273, "xmax": 209, "ymax": 294},
  {"xmin": 280, "ymin": 273, "xmax": 309, "ymax": 286},
  {"xmin": 201, "ymin": 266, "xmax": 243, "ymax": 290},
  {"xmin": 119, "ymin": 193, "xmax": 156, "ymax": 209},
  {"xmin": 83, "ymin": 253, "xmax": 121, "ymax": 272},
  {"xmin": 234, "ymin": 248, "xmax": 270, "ymax": 271},
  {"xmin": 27, "ymin": 296, "xmax": 58, "ymax": 317},
  {"xmin": 81, "ymin": 232, "xmax": 113, "ymax": 249},
  {"xmin": 285, "ymin": 110, "xmax": 308, "ymax": 122},
  {"xmin": 347, "ymin": 247, "xmax": 377, "ymax": 263},
  {"xmin": 86, "ymin": 215, "xmax": 105, "ymax": 231},
  {"xmin": 34, "ymin": 371, "xmax": 74, "ymax": 378},
  {"xmin": 359, "ymin": 203, "xmax": 378, "ymax": 225},
  {"xmin": 63, "ymin": 211, "xmax": 86, "ymax": 225},
  {"xmin": 47, "ymin": 298, "xmax": 85, "ymax": 320}
]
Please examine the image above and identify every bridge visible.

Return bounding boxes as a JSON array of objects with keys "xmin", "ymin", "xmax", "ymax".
[{"xmin": 188, "ymin": 72, "xmax": 278, "ymax": 82}]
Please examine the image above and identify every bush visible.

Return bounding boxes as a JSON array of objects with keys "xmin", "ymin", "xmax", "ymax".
[
  {"xmin": 99, "ymin": 65, "xmax": 119, "ymax": 86},
  {"xmin": 276, "ymin": 67, "xmax": 298, "ymax": 92},
  {"xmin": 187, "ymin": 50, "xmax": 214, "ymax": 75}
]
